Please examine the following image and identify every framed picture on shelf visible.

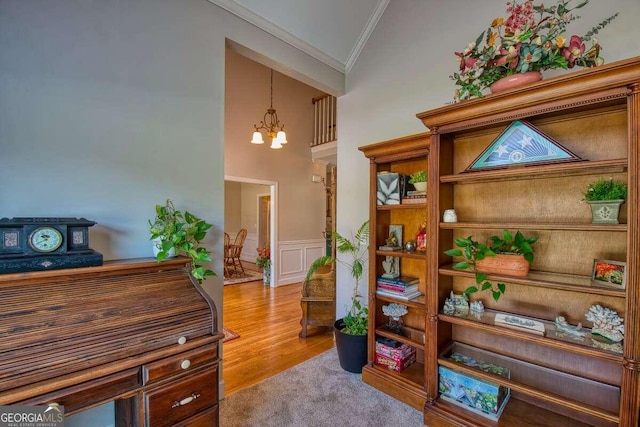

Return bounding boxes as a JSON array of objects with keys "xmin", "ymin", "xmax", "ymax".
[
  {"xmin": 376, "ymin": 172, "xmax": 401, "ymax": 205},
  {"xmin": 592, "ymin": 259, "xmax": 626, "ymax": 289}
]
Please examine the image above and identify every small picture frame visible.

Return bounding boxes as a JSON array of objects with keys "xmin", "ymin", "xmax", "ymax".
[
  {"xmin": 592, "ymin": 259, "xmax": 626, "ymax": 289},
  {"xmin": 376, "ymin": 172, "xmax": 400, "ymax": 205}
]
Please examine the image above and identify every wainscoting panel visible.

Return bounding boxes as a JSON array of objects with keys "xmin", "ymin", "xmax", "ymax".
[
  {"xmin": 277, "ymin": 239, "xmax": 326, "ymax": 286},
  {"xmin": 239, "ymin": 232, "xmax": 258, "ymax": 263}
]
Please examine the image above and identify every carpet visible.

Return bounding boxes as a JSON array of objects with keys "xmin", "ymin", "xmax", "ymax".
[
  {"xmin": 219, "ymin": 347, "xmax": 423, "ymax": 426},
  {"xmin": 223, "ymin": 270, "xmax": 262, "ymax": 285},
  {"xmin": 223, "ymin": 327, "xmax": 240, "ymax": 342}
]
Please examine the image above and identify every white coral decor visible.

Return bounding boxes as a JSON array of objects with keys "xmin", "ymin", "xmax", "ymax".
[
  {"xmin": 585, "ymin": 304, "xmax": 624, "ymax": 343},
  {"xmin": 382, "ymin": 303, "xmax": 408, "ymax": 320}
]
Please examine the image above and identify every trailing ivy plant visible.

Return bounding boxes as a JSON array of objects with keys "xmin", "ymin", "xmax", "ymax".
[
  {"xmin": 149, "ymin": 199, "xmax": 215, "ymax": 283},
  {"xmin": 444, "ymin": 230, "xmax": 538, "ymax": 302}
]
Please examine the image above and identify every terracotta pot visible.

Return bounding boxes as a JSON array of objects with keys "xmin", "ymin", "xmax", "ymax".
[
  {"xmin": 476, "ymin": 254, "xmax": 530, "ymax": 277},
  {"xmin": 489, "ymin": 71, "xmax": 543, "ymax": 94}
]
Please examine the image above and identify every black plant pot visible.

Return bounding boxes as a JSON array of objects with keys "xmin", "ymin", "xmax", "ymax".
[{"xmin": 334, "ymin": 318, "xmax": 368, "ymax": 373}]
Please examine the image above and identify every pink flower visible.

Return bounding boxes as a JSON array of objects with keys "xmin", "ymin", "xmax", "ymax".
[
  {"xmin": 562, "ymin": 35, "xmax": 585, "ymax": 68},
  {"xmin": 494, "ymin": 43, "xmax": 521, "ymax": 69},
  {"xmin": 455, "ymin": 51, "xmax": 478, "ymax": 71}
]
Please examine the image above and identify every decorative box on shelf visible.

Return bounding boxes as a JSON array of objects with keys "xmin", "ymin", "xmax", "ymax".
[
  {"xmin": 375, "ymin": 339, "xmax": 416, "ymax": 372},
  {"xmin": 438, "ymin": 344, "xmax": 510, "ymax": 420}
]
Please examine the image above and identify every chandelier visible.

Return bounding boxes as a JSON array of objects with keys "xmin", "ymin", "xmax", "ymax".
[{"xmin": 251, "ymin": 69, "xmax": 287, "ymax": 149}]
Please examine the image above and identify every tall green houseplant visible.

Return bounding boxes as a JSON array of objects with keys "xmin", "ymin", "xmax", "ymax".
[
  {"xmin": 149, "ymin": 199, "xmax": 215, "ymax": 283},
  {"xmin": 307, "ymin": 220, "xmax": 370, "ymax": 335}
]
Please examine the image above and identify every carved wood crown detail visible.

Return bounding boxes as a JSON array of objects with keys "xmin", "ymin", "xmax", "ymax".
[{"xmin": 437, "ymin": 90, "xmax": 629, "ymax": 133}]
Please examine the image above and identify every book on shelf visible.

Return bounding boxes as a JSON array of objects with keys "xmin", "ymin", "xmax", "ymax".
[
  {"xmin": 376, "ymin": 275, "xmax": 419, "ymax": 285},
  {"xmin": 376, "ymin": 288, "xmax": 423, "ymax": 301},
  {"xmin": 401, "ymin": 196, "xmax": 426, "ymax": 205},
  {"xmin": 406, "ymin": 190, "xmax": 426, "ymax": 196},
  {"xmin": 377, "ymin": 283, "xmax": 419, "ymax": 294}
]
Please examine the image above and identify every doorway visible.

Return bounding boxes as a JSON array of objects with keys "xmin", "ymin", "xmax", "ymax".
[
  {"xmin": 257, "ymin": 194, "xmax": 270, "ymax": 249},
  {"xmin": 224, "ymin": 175, "xmax": 277, "ymax": 286}
]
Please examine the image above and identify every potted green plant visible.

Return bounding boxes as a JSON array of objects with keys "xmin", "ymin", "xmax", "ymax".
[
  {"xmin": 409, "ymin": 170, "xmax": 427, "ymax": 192},
  {"xmin": 583, "ymin": 177, "xmax": 628, "ymax": 224},
  {"xmin": 444, "ymin": 230, "xmax": 538, "ymax": 301},
  {"xmin": 149, "ymin": 199, "xmax": 215, "ymax": 283},
  {"xmin": 307, "ymin": 220, "xmax": 369, "ymax": 373}
]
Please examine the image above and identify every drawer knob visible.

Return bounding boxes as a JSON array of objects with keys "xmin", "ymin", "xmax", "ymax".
[
  {"xmin": 177, "ymin": 336, "xmax": 187, "ymax": 345},
  {"xmin": 180, "ymin": 359, "xmax": 191, "ymax": 370},
  {"xmin": 171, "ymin": 393, "xmax": 200, "ymax": 408}
]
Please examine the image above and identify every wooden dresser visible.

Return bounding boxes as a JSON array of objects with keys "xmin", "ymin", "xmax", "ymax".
[{"xmin": 0, "ymin": 257, "xmax": 223, "ymax": 427}]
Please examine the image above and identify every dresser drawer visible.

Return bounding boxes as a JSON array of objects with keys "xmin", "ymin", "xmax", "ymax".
[
  {"xmin": 173, "ymin": 405, "xmax": 218, "ymax": 427},
  {"xmin": 144, "ymin": 365, "xmax": 218, "ymax": 427},
  {"xmin": 18, "ymin": 368, "xmax": 140, "ymax": 416},
  {"xmin": 142, "ymin": 343, "xmax": 218, "ymax": 385}
]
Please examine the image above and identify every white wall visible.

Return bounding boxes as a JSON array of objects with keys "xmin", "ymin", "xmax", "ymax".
[
  {"xmin": 335, "ymin": 0, "xmax": 640, "ymax": 318},
  {"xmin": 0, "ymin": 0, "xmax": 344, "ymax": 422}
]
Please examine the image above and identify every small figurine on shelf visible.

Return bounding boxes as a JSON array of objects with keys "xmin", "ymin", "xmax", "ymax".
[
  {"xmin": 415, "ymin": 218, "xmax": 427, "ymax": 251},
  {"xmin": 554, "ymin": 316, "xmax": 586, "ymax": 340},
  {"xmin": 381, "ymin": 256, "xmax": 399, "ymax": 279},
  {"xmin": 382, "ymin": 303, "xmax": 408, "ymax": 334}
]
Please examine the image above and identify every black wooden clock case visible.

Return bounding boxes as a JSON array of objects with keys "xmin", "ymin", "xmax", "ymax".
[{"xmin": 0, "ymin": 217, "xmax": 103, "ymax": 273}]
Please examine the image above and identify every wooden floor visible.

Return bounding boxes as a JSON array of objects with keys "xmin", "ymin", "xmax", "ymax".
[{"xmin": 222, "ymin": 266, "xmax": 335, "ymax": 396}]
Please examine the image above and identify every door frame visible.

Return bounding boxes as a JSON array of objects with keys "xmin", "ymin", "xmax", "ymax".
[{"xmin": 224, "ymin": 175, "xmax": 278, "ymax": 287}]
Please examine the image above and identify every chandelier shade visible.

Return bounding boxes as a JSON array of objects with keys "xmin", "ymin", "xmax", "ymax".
[{"xmin": 251, "ymin": 69, "xmax": 287, "ymax": 148}]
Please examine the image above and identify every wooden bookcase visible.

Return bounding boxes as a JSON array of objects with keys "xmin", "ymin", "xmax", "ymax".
[
  {"xmin": 359, "ymin": 132, "xmax": 431, "ymax": 411},
  {"xmin": 361, "ymin": 56, "xmax": 640, "ymax": 426}
]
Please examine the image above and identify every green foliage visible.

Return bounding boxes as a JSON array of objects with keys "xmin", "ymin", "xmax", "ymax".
[
  {"xmin": 409, "ymin": 170, "xmax": 427, "ymax": 184},
  {"xmin": 583, "ymin": 177, "xmax": 628, "ymax": 201},
  {"xmin": 149, "ymin": 199, "xmax": 215, "ymax": 283},
  {"xmin": 444, "ymin": 230, "xmax": 538, "ymax": 302},
  {"xmin": 307, "ymin": 220, "xmax": 370, "ymax": 335}
]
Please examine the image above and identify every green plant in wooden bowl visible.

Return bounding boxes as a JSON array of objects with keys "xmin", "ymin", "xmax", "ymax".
[
  {"xmin": 444, "ymin": 230, "xmax": 538, "ymax": 302},
  {"xmin": 149, "ymin": 199, "xmax": 215, "ymax": 283}
]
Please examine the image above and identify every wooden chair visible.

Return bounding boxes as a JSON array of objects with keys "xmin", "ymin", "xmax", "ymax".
[
  {"xmin": 223, "ymin": 232, "xmax": 232, "ymax": 277},
  {"xmin": 299, "ymin": 264, "xmax": 335, "ymax": 338},
  {"xmin": 224, "ymin": 229, "xmax": 247, "ymax": 276}
]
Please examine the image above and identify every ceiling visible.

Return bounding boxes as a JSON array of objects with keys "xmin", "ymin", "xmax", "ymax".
[{"xmin": 209, "ymin": 0, "xmax": 389, "ymax": 73}]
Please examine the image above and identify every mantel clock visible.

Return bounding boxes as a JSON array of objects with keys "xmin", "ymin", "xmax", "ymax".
[{"xmin": 0, "ymin": 217, "xmax": 103, "ymax": 273}]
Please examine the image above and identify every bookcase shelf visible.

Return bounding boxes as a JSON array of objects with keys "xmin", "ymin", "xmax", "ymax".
[
  {"xmin": 440, "ymin": 158, "xmax": 628, "ymax": 185},
  {"xmin": 360, "ymin": 131, "xmax": 431, "ymax": 411},
  {"xmin": 361, "ymin": 57, "xmax": 640, "ymax": 426},
  {"xmin": 439, "ymin": 310, "xmax": 625, "ymax": 361},
  {"xmin": 440, "ymin": 222, "xmax": 627, "ymax": 232},
  {"xmin": 418, "ymin": 57, "xmax": 640, "ymax": 427},
  {"xmin": 439, "ymin": 266, "xmax": 627, "ymax": 297}
]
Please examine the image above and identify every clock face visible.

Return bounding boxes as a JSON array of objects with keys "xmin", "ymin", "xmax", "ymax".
[{"xmin": 28, "ymin": 227, "xmax": 63, "ymax": 253}]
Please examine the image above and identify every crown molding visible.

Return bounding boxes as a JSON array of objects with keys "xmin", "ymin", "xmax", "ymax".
[
  {"xmin": 345, "ymin": 0, "xmax": 389, "ymax": 74},
  {"xmin": 208, "ymin": 0, "xmax": 346, "ymax": 73}
]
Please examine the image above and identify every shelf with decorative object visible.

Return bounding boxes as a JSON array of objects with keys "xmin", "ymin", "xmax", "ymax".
[
  {"xmin": 417, "ymin": 56, "xmax": 640, "ymax": 426},
  {"xmin": 439, "ymin": 222, "xmax": 627, "ymax": 232},
  {"xmin": 359, "ymin": 131, "xmax": 431, "ymax": 411},
  {"xmin": 439, "ymin": 311, "xmax": 625, "ymax": 360},
  {"xmin": 439, "ymin": 267, "xmax": 627, "ymax": 297}
]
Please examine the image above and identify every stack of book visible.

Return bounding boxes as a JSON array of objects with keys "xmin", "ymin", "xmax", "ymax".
[
  {"xmin": 375, "ymin": 339, "xmax": 416, "ymax": 372},
  {"xmin": 401, "ymin": 189, "xmax": 426, "ymax": 205},
  {"xmin": 376, "ymin": 275, "xmax": 423, "ymax": 300}
]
